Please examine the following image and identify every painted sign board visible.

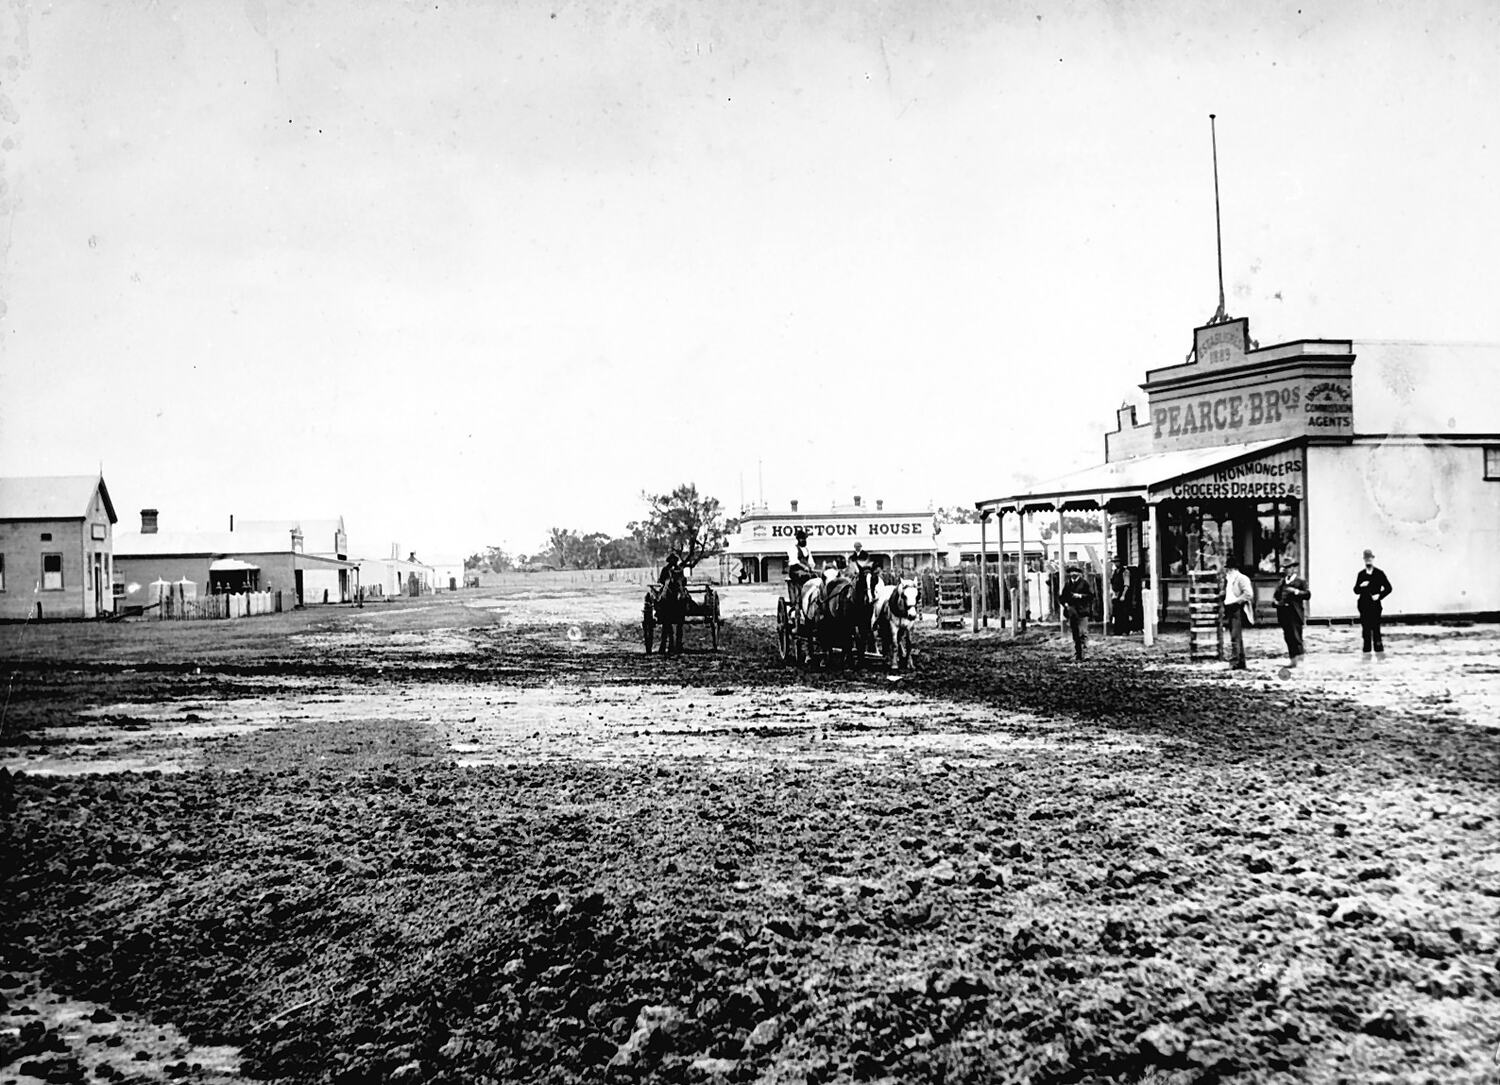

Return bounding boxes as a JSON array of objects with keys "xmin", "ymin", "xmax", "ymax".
[
  {"xmin": 736, "ymin": 517, "xmax": 939, "ymax": 554},
  {"xmin": 1155, "ymin": 448, "xmax": 1305, "ymax": 502},
  {"xmin": 764, "ymin": 521, "xmax": 931, "ymax": 539},
  {"xmin": 1146, "ymin": 320, "xmax": 1354, "ymax": 452}
]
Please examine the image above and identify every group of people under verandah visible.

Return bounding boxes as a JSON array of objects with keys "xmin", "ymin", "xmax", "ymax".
[{"xmin": 1221, "ymin": 547, "xmax": 1394, "ymax": 671}]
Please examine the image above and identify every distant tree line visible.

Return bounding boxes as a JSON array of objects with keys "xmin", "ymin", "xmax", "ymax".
[{"xmin": 463, "ymin": 483, "xmax": 738, "ymax": 573}]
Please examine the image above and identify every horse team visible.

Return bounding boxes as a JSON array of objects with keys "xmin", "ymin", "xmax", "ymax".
[
  {"xmin": 644, "ymin": 555, "xmax": 919, "ymax": 670},
  {"xmin": 793, "ymin": 564, "xmax": 919, "ymax": 672}
]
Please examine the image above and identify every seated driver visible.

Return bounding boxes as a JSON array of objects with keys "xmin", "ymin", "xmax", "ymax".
[
  {"xmin": 787, "ymin": 528, "xmax": 816, "ymax": 587},
  {"xmin": 657, "ymin": 551, "xmax": 682, "ymax": 586}
]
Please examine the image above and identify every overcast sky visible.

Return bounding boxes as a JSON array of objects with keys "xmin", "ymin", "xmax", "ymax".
[{"xmin": 1, "ymin": 0, "xmax": 1496, "ymax": 559}]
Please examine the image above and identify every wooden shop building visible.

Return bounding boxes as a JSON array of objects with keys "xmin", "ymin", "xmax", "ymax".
[{"xmin": 976, "ymin": 317, "xmax": 1500, "ymax": 633}]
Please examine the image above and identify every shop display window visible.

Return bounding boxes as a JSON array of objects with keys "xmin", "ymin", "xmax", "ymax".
[{"xmin": 1160, "ymin": 501, "xmax": 1299, "ymax": 575}]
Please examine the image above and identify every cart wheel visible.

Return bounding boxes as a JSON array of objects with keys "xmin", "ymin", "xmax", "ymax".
[
  {"xmin": 643, "ymin": 616, "xmax": 655, "ymax": 654},
  {"xmin": 711, "ymin": 616, "xmax": 720, "ymax": 651},
  {"xmin": 776, "ymin": 599, "xmax": 791, "ymax": 663}
]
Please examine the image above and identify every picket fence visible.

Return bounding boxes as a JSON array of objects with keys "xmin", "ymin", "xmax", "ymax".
[{"xmin": 156, "ymin": 590, "xmax": 283, "ymax": 621}]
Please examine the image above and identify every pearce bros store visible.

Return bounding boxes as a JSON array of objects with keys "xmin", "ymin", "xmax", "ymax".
[{"xmin": 978, "ymin": 316, "xmax": 1500, "ymax": 626}]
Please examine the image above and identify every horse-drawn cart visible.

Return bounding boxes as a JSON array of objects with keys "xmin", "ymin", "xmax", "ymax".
[
  {"xmin": 779, "ymin": 572, "xmax": 919, "ymax": 672},
  {"xmin": 776, "ymin": 576, "xmax": 869, "ymax": 669},
  {"xmin": 643, "ymin": 580, "xmax": 721, "ymax": 654},
  {"xmin": 776, "ymin": 580, "xmax": 812, "ymax": 666}
]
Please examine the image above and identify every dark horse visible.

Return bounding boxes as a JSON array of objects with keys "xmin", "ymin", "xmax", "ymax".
[
  {"xmin": 799, "ymin": 573, "xmax": 863, "ymax": 669},
  {"xmin": 644, "ymin": 565, "xmax": 691, "ymax": 656},
  {"xmin": 846, "ymin": 563, "xmax": 883, "ymax": 660}
]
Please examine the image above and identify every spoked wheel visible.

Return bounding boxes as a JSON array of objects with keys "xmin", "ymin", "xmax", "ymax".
[
  {"xmin": 643, "ymin": 615, "xmax": 655, "ymax": 655},
  {"xmin": 776, "ymin": 599, "xmax": 791, "ymax": 663}
]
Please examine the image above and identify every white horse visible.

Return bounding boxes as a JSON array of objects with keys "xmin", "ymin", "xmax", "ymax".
[{"xmin": 871, "ymin": 576, "xmax": 920, "ymax": 671}]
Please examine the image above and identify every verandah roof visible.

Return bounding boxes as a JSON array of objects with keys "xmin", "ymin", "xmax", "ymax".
[{"xmin": 976, "ymin": 437, "xmax": 1299, "ymax": 513}]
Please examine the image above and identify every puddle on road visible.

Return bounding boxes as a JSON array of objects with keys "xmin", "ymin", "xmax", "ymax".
[
  {"xmin": 0, "ymin": 681, "xmax": 1160, "ymax": 776},
  {"xmin": 290, "ymin": 627, "xmax": 476, "ymax": 656}
]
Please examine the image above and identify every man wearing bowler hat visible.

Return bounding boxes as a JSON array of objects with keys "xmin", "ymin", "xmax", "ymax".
[
  {"xmin": 1273, "ymin": 558, "xmax": 1312, "ymax": 668},
  {"xmin": 1353, "ymin": 548, "xmax": 1393, "ymax": 659},
  {"xmin": 1058, "ymin": 564, "xmax": 1095, "ymax": 662}
]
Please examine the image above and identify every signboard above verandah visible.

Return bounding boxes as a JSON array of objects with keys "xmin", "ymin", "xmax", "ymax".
[
  {"xmin": 750, "ymin": 520, "xmax": 935, "ymax": 541},
  {"xmin": 1152, "ymin": 447, "xmax": 1304, "ymax": 502},
  {"xmin": 1145, "ymin": 318, "xmax": 1354, "ymax": 453}
]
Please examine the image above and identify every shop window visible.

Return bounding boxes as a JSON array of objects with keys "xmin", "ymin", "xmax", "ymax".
[
  {"xmin": 1163, "ymin": 517, "xmax": 1189, "ymax": 576},
  {"xmin": 1161, "ymin": 502, "xmax": 1300, "ymax": 575},
  {"xmin": 1485, "ymin": 447, "xmax": 1500, "ymax": 481},
  {"xmin": 1199, "ymin": 513, "xmax": 1233, "ymax": 569},
  {"xmin": 42, "ymin": 553, "xmax": 63, "ymax": 590},
  {"xmin": 1256, "ymin": 503, "xmax": 1279, "ymax": 574}
]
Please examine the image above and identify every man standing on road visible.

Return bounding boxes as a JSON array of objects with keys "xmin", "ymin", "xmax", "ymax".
[
  {"xmin": 1059, "ymin": 565, "xmax": 1094, "ymax": 662},
  {"xmin": 1353, "ymin": 548, "xmax": 1393, "ymax": 660},
  {"xmin": 1273, "ymin": 560, "xmax": 1312, "ymax": 668},
  {"xmin": 1223, "ymin": 559, "xmax": 1255, "ymax": 671}
]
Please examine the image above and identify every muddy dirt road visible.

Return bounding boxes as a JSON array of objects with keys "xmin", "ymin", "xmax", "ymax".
[{"xmin": 2, "ymin": 585, "xmax": 1497, "ymax": 1084}]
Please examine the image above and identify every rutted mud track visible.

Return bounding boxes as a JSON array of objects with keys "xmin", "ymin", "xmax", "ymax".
[{"xmin": 2, "ymin": 590, "xmax": 1498, "ymax": 1084}]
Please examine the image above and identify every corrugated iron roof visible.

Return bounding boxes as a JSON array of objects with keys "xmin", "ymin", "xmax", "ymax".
[
  {"xmin": 114, "ymin": 529, "xmax": 298, "ymax": 556},
  {"xmin": 977, "ymin": 438, "xmax": 1295, "ymax": 511},
  {"xmin": 0, "ymin": 475, "xmax": 115, "ymax": 522}
]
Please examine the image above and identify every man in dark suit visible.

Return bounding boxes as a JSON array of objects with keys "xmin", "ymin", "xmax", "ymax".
[
  {"xmin": 1273, "ymin": 560, "xmax": 1312, "ymax": 667},
  {"xmin": 1353, "ymin": 548, "xmax": 1393, "ymax": 659},
  {"xmin": 1109, "ymin": 558, "xmax": 1129, "ymax": 635},
  {"xmin": 1059, "ymin": 565, "xmax": 1095, "ymax": 662}
]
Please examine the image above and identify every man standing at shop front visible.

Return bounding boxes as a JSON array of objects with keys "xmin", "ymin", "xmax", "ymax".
[
  {"xmin": 1109, "ymin": 558, "xmax": 1129, "ymax": 635},
  {"xmin": 1223, "ymin": 559, "xmax": 1255, "ymax": 671},
  {"xmin": 1353, "ymin": 548, "xmax": 1393, "ymax": 659},
  {"xmin": 1273, "ymin": 560, "xmax": 1312, "ymax": 668}
]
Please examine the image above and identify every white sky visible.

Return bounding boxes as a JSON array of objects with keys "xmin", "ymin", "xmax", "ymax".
[{"xmin": 1, "ymin": 0, "xmax": 1496, "ymax": 559}]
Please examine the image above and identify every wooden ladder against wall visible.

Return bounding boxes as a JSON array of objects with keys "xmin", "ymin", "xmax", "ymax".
[
  {"xmin": 1188, "ymin": 570, "xmax": 1224, "ymax": 662},
  {"xmin": 934, "ymin": 569, "xmax": 968, "ymax": 628}
]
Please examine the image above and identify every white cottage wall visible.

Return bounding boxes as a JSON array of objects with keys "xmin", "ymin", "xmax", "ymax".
[{"xmin": 1308, "ymin": 443, "xmax": 1500, "ymax": 619}]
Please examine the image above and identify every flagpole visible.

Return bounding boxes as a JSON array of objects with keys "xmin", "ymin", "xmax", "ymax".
[{"xmin": 1210, "ymin": 113, "xmax": 1227, "ymax": 324}]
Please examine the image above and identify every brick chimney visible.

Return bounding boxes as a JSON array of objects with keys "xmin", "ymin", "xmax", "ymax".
[
  {"xmin": 853, "ymin": 495, "xmax": 862, "ymax": 508},
  {"xmin": 790, "ymin": 499, "xmax": 799, "ymax": 513},
  {"xmin": 876, "ymin": 499, "xmax": 884, "ymax": 511},
  {"xmin": 140, "ymin": 508, "xmax": 159, "ymax": 534}
]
